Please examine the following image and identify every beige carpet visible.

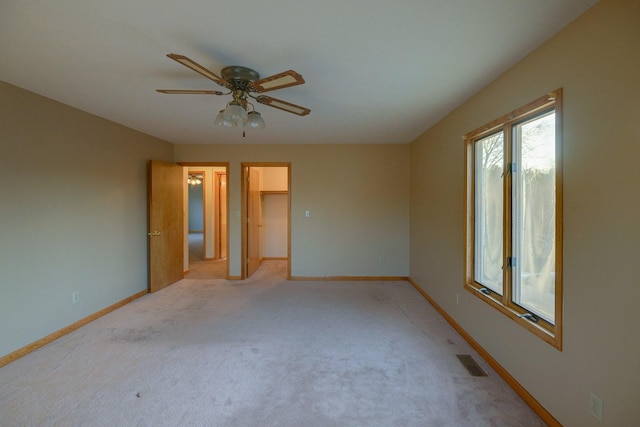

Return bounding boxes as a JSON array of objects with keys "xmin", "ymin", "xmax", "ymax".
[
  {"xmin": 0, "ymin": 261, "xmax": 544, "ymax": 426},
  {"xmin": 185, "ymin": 232, "xmax": 227, "ymax": 279},
  {"xmin": 185, "ymin": 258, "xmax": 227, "ymax": 280}
]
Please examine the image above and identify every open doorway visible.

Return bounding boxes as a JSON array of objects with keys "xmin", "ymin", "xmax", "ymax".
[
  {"xmin": 241, "ymin": 163, "xmax": 291, "ymax": 279},
  {"xmin": 181, "ymin": 163, "xmax": 229, "ymax": 279},
  {"xmin": 187, "ymin": 170, "xmax": 205, "ymax": 261}
]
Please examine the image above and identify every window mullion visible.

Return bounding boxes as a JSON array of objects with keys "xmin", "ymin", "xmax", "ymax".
[{"xmin": 502, "ymin": 124, "xmax": 513, "ymax": 307}]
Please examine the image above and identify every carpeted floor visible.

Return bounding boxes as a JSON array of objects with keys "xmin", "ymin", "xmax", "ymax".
[
  {"xmin": 185, "ymin": 232, "xmax": 227, "ymax": 279},
  {"xmin": 0, "ymin": 261, "xmax": 545, "ymax": 426}
]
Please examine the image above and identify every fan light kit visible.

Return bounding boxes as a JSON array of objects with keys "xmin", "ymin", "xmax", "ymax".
[
  {"xmin": 157, "ymin": 54, "xmax": 310, "ymax": 130},
  {"xmin": 187, "ymin": 174, "xmax": 202, "ymax": 186}
]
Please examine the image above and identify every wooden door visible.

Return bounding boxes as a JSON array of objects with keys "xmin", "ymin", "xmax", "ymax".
[
  {"xmin": 246, "ymin": 168, "xmax": 261, "ymax": 277},
  {"xmin": 214, "ymin": 172, "xmax": 228, "ymax": 259},
  {"xmin": 220, "ymin": 174, "xmax": 228, "ymax": 259},
  {"xmin": 148, "ymin": 160, "xmax": 184, "ymax": 292}
]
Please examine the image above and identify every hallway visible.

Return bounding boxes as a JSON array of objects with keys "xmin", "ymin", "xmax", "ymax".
[{"xmin": 184, "ymin": 232, "xmax": 227, "ymax": 279}]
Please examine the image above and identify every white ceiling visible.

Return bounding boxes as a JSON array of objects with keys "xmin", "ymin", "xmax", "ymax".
[{"xmin": 1, "ymin": 0, "xmax": 597, "ymax": 145}]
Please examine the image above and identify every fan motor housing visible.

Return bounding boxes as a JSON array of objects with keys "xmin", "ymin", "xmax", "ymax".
[{"xmin": 221, "ymin": 66, "xmax": 260, "ymax": 84}]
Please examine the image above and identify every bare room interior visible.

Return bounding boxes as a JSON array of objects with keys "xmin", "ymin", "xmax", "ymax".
[{"xmin": 1, "ymin": 1, "xmax": 639, "ymax": 425}]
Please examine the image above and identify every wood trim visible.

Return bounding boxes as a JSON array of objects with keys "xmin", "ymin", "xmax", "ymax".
[
  {"xmin": 180, "ymin": 163, "xmax": 230, "ymax": 281},
  {"xmin": 463, "ymin": 90, "xmax": 560, "ymax": 141},
  {"xmin": 201, "ymin": 171, "xmax": 209, "ymax": 261},
  {"xmin": 290, "ymin": 276, "xmax": 409, "ymax": 282},
  {"xmin": 227, "ymin": 275, "xmax": 242, "ymax": 280},
  {"xmin": 287, "ymin": 165, "xmax": 292, "ymax": 280},
  {"xmin": 462, "ymin": 89, "xmax": 563, "ymax": 349},
  {"xmin": 463, "ymin": 286, "xmax": 558, "ymax": 346},
  {"xmin": 214, "ymin": 172, "xmax": 221, "ymax": 260},
  {"xmin": 178, "ymin": 162, "xmax": 230, "ymax": 167},
  {"xmin": 463, "ymin": 139, "xmax": 474, "ymax": 288},
  {"xmin": 262, "ymin": 257, "xmax": 288, "ymax": 261},
  {"xmin": 0, "ymin": 290, "xmax": 148, "ymax": 369},
  {"xmin": 187, "ymin": 170, "xmax": 207, "ymax": 261},
  {"xmin": 260, "ymin": 190, "xmax": 288, "ymax": 196},
  {"xmin": 213, "ymin": 171, "xmax": 227, "ymax": 261},
  {"xmin": 238, "ymin": 162, "xmax": 292, "ymax": 167},
  {"xmin": 241, "ymin": 165, "xmax": 247, "ymax": 278},
  {"xmin": 553, "ymin": 90, "xmax": 564, "ymax": 352},
  {"xmin": 407, "ymin": 278, "xmax": 561, "ymax": 427},
  {"xmin": 241, "ymin": 162, "xmax": 292, "ymax": 280}
]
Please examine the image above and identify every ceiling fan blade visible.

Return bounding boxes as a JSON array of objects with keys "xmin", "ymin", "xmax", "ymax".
[
  {"xmin": 250, "ymin": 70, "xmax": 305, "ymax": 92},
  {"xmin": 166, "ymin": 53, "xmax": 228, "ymax": 87},
  {"xmin": 256, "ymin": 95, "xmax": 310, "ymax": 116},
  {"xmin": 156, "ymin": 89, "xmax": 226, "ymax": 95}
]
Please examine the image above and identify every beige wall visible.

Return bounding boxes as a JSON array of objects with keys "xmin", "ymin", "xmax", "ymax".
[
  {"xmin": 409, "ymin": 0, "xmax": 640, "ymax": 424},
  {"xmin": 258, "ymin": 167, "xmax": 288, "ymax": 258},
  {"xmin": 259, "ymin": 166, "xmax": 288, "ymax": 191},
  {"xmin": 0, "ymin": 85, "xmax": 410, "ymax": 358},
  {"xmin": 262, "ymin": 194, "xmax": 288, "ymax": 258},
  {"xmin": 3, "ymin": 1, "xmax": 637, "ymax": 423},
  {"xmin": 175, "ymin": 144, "xmax": 410, "ymax": 278},
  {"xmin": 0, "ymin": 82, "xmax": 174, "ymax": 358}
]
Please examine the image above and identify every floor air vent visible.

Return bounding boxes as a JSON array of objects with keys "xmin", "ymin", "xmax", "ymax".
[{"xmin": 456, "ymin": 354, "xmax": 488, "ymax": 377}]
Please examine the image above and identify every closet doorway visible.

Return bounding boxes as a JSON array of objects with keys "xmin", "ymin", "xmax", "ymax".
[{"xmin": 241, "ymin": 163, "xmax": 290, "ymax": 279}]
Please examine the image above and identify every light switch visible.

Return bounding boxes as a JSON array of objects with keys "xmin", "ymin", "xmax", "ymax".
[{"xmin": 305, "ymin": 210, "xmax": 310, "ymax": 218}]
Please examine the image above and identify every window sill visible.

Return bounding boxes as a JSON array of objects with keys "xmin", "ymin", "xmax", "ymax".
[{"xmin": 464, "ymin": 284, "xmax": 562, "ymax": 350}]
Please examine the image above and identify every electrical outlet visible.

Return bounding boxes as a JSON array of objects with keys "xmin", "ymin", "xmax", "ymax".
[
  {"xmin": 589, "ymin": 392, "xmax": 603, "ymax": 422},
  {"xmin": 456, "ymin": 293, "xmax": 460, "ymax": 305},
  {"xmin": 72, "ymin": 291, "xmax": 80, "ymax": 304}
]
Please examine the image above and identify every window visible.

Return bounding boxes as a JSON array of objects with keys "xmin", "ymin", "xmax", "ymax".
[{"xmin": 464, "ymin": 90, "xmax": 563, "ymax": 349}]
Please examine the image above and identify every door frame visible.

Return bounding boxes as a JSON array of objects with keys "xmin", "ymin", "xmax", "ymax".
[
  {"xmin": 214, "ymin": 171, "xmax": 227, "ymax": 260},
  {"xmin": 186, "ymin": 169, "xmax": 206, "ymax": 261},
  {"xmin": 179, "ymin": 162, "xmax": 230, "ymax": 279},
  {"xmin": 241, "ymin": 162, "xmax": 291, "ymax": 279}
]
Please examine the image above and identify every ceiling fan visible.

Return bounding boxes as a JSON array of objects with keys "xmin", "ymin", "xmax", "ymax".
[{"xmin": 157, "ymin": 53, "xmax": 310, "ymax": 129}]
